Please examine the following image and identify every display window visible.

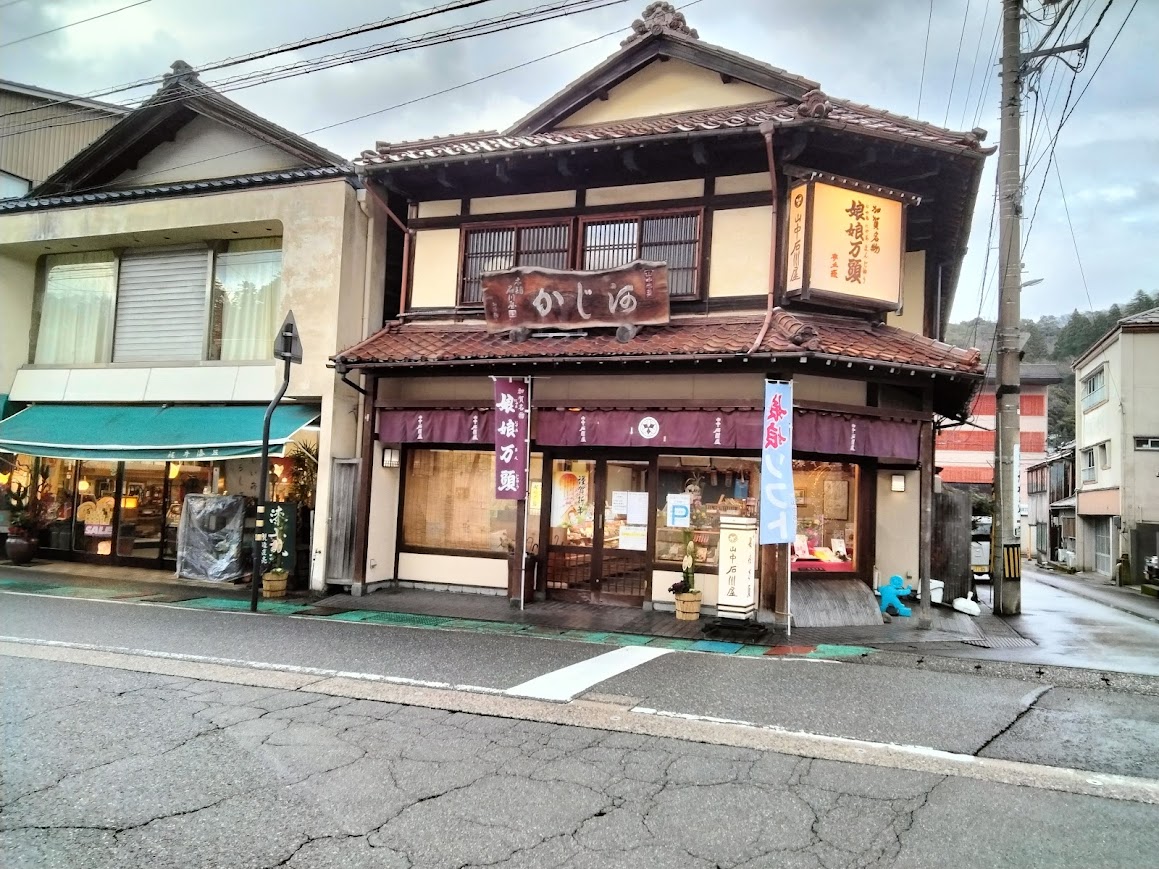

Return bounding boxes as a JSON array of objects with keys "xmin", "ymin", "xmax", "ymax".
[
  {"xmin": 656, "ymin": 456, "xmax": 761, "ymax": 572},
  {"xmin": 402, "ymin": 449, "xmax": 543, "ymax": 555},
  {"xmin": 790, "ymin": 460, "xmax": 859, "ymax": 573}
]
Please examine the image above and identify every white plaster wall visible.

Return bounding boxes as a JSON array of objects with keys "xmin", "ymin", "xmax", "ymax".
[
  {"xmin": 366, "ymin": 444, "xmax": 400, "ymax": 583},
  {"xmin": 651, "ymin": 569, "xmax": 719, "ymax": 608},
  {"xmin": 1075, "ymin": 341, "xmax": 1123, "ymax": 492},
  {"xmin": 886, "ymin": 251, "xmax": 926, "ymax": 336},
  {"xmin": 875, "ymin": 470, "xmax": 920, "ymax": 582},
  {"xmin": 397, "ymin": 552, "xmax": 507, "ymax": 588}
]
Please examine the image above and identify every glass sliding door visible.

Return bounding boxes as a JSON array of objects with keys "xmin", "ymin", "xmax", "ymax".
[{"xmin": 73, "ymin": 460, "xmax": 119, "ymax": 557}]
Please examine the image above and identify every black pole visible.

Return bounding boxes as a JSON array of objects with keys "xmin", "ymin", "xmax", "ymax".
[{"xmin": 250, "ymin": 330, "xmax": 294, "ymax": 612}]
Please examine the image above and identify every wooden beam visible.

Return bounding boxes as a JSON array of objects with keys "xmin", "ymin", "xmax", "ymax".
[
  {"xmin": 918, "ymin": 417, "xmax": 934, "ymax": 628},
  {"xmin": 352, "ymin": 375, "xmax": 377, "ymax": 593}
]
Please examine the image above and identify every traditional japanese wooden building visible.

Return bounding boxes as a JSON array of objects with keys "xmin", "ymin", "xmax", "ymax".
[{"xmin": 333, "ymin": 4, "xmax": 990, "ymax": 625}]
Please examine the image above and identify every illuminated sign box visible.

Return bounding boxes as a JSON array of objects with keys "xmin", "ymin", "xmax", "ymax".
[{"xmin": 784, "ymin": 173, "xmax": 913, "ymax": 314}]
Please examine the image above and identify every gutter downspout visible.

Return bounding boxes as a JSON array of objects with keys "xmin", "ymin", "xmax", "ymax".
[{"xmin": 749, "ymin": 124, "xmax": 778, "ymax": 355}]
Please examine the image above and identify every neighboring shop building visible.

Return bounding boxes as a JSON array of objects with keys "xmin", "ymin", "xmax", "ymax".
[
  {"xmin": 333, "ymin": 5, "xmax": 989, "ymax": 623},
  {"xmin": 1026, "ymin": 443, "xmax": 1075, "ymax": 566},
  {"xmin": 936, "ymin": 362, "xmax": 1062, "ymax": 541},
  {"xmin": 1072, "ymin": 307, "xmax": 1159, "ymax": 581},
  {"xmin": 0, "ymin": 62, "xmax": 393, "ymax": 582}
]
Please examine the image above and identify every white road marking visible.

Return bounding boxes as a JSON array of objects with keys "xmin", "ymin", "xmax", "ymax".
[
  {"xmin": 505, "ymin": 645, "xmax": 671, "ymax": 702},
  {"xmin": 0, "ymin": 635, "xmax": 503, "ymax": 695},
  {"xmin": 3, "ymin": 638, "xmax": 1159, "ymax": 804}
]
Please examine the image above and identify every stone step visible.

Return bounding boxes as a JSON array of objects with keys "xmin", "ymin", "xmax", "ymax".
[{"xmin": 1141, "ymin": 584, "xmax": 1159, "ymax": 598}]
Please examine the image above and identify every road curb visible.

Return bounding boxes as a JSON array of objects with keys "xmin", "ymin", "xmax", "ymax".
[{"xmin": 1031, "ymin": 572, "xmax": 1159, "ymax": 624}]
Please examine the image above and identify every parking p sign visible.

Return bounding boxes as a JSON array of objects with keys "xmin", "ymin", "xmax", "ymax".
[{"xmin": 666, "ymin": 493, "xmax": 691, "ymax": 528}]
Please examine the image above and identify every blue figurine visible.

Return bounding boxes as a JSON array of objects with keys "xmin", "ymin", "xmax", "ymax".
[{"xmin": 879, "ymin": 575, "xmax": 914, "ymax": 617}]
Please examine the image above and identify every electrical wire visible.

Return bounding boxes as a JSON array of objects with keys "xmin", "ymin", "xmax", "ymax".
[
  {"xmin": 915, "ymin": 0, "xmax": 934, "ymax": 118},
  {"xmin": 0, "ymin": 0, "xmax": 155, "ymax": 50},
  {"xmin": 15, "ymin": 0, "xmax": 704, "ymax": 200},
  {"xmin": 958, "ymin": 0, "xmax": 992, "ymax": 129},
  {"xmin": 943, "ymin": 0, "xmax": 973, "ymax": 127},
  {"xmin": 1, "ymin": 0, "xmax": 629, "ymax": 140},
  {"xmin": 0, "ymin": 0, "xmax": 501, "ymax": 118}
]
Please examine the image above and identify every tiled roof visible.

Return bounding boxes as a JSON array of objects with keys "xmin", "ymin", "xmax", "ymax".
[
  {"xmin": 337, "ymin": 308, "xmax": 982, "ymax": 377},
  {"xmin": 0, "ymin": 166, "xmax": 348, "ymax": 213},
  {"xmin": 1120, "ymin": 306, "xmax": 1159, "ymax": 327},
  {"xmin": 357, "ymin": 96, "xmax": 988, "ymax": 167}
]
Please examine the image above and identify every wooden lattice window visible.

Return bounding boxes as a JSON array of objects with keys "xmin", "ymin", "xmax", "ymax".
[
  {"xmin": 581, "ymin": 210, "xmax": 701, "ymax": 298},
  {"xmin": 459, "ymin": 222, "xmax": 569, "ymax": 305}
]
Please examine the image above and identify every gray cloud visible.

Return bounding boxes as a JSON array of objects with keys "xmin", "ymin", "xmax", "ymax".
[{"xmin": 2, "ymin": 0, "xmax": 1154, "ymax": 327}]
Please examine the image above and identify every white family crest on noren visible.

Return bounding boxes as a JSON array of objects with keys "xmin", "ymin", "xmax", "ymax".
[{"xmin": 637, "ymin": 416, "xmax": 660, "ymax": 439}]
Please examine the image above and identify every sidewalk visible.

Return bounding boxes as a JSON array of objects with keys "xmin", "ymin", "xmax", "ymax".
[
  {"xmin": 1025, "ymin": 563, "xmax": 1159, "ymax": 623},
  {"xmin": 0, "ymin": 557, "xmax": 1025, "ymax": 658}
]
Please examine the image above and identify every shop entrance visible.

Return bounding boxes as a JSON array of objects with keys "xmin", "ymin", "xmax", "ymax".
[{"xmin": 544, "ymin": 457, "xmax": 651, "ymax": 606}]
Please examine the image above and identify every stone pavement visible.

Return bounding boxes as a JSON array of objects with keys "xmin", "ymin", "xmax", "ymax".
[{"xmin": 3, "ymin": 654, "xmax": 1157, "ymax": 869}]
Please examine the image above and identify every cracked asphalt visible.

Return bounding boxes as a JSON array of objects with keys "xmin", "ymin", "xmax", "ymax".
[{"xmin": 3, "ymin": 655, "xmax": 1158, "ymax": 869}]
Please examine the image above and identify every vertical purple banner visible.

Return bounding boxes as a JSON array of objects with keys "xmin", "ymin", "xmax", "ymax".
[
  {"xmin": 759, "ymin": 380, "xmax": 796, "ymax": 544},
  {"xmin": 493, "ymin": 377, "xmax": 529, "ymax": 500}
]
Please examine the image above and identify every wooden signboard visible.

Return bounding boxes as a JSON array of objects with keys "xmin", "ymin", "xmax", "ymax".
[{"xmin": 481, "ymin": 260, "xmax": 669, "ymax": 335}]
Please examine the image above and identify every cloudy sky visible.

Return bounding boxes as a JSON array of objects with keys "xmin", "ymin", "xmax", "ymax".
[{"xmin": 2, "ymin": 0, "xmax": 1155, "ymax": 324}]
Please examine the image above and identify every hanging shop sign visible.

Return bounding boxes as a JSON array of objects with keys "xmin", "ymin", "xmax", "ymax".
[
  {"xmin": 759, "ymin": 380, "xmax": 796, "ymax": 545},
  {"xmin": 480, "ymin": 260, "xmax": 669, "ymax": 334},
  {"xmin": 493, "ymin": 377, "xmax": 530, "ymax": 500},
  {"xmin": 785, "ymin": 173, "xmax": 910, "ymax": 313},
  {"xmin": 718, "ymin": 515, "xmax": 759, "ymax": 620}
]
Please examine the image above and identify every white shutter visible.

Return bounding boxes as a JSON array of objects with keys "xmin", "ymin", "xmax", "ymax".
[{"xmin": 113, "ymin": 247, "xmax": 209, "ymax": 362}]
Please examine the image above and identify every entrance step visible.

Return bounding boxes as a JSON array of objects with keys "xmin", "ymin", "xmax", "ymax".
[
  {"xmin": 1141, "ymin": 584, "xmax": 1159, "ymax": 598},
  {"xmin": 791, "ymin": 578, "xmax": 883, "ymax": 627}
]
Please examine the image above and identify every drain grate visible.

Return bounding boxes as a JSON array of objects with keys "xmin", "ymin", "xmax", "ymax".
[{"xmin": 962, "ymin": 636, "xmax": 1037, "ymax": 649}]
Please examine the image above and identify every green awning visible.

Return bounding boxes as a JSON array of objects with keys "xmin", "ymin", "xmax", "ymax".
[{"xmin": 0, "ymin": 403, "xmax": 320, "ymax": 461}]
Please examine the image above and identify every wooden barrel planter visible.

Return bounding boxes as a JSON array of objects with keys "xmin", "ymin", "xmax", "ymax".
[
  {"xmin": 262, "ymin": 571, "xmax": 289, "ymax": 599},
  {"xmin": 674, "ymin": 591, "xmax": 702, "ymax": 620}
]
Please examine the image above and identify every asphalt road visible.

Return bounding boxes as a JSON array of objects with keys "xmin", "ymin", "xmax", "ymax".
[
  {"xmin": 2, "ymin": 591, "xmax": 1158, "ymax": 780},
  {"xmin": 3, "ymin": 653, "xmax": 1157, "ymax": 869}
]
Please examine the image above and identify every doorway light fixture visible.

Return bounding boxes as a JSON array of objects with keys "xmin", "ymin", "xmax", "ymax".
[
  {"xmin": 890, "ymin": 474, "xmax": 906, "ymax": 492},
  {"xmin": 382, "ymin": 447, "xmax": 401, "ymax": 469}
]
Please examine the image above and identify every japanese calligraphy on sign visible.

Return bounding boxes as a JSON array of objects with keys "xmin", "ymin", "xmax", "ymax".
[
  {"xmin": 493, "ymin": 377, "xmax": 529, "ymax": 500},
  {"xmin": 717, "ymin": 516, "xmax": 758, "ymax": 620},
  {"xmin": 784, "ymin": 178, "xmax": 905, "ymax": 311},
  {"xmin": 480, "ymin": 260, "xmax": 669, "ymax": 334},
  {"xmin": 760, "ymin": 380, "xmax": 796, "ymax": 545}
]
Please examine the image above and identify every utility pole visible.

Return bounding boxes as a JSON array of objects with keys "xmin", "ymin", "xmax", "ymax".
[{"xmin": 993, "ymin": 0, "xmax": 1023, "ymax": 615}]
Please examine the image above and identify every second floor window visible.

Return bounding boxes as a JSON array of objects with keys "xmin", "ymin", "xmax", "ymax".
[
  {"xmin": 460, "ymin": 223, "xmax": 569, "ymax": 305},
  {"xmin": 33, "ymin": 239, "xmax": 283, "ymax": 366},
  {"xmin": 1081, "ymin": 367, "xmax": 1106, "ymax": 411},
  {"xmin": 582, "ymin": 211, "xmax": 699, "ymax": 298},
  {"xmin": 1081, "ymin": 448, "xmax": 1096, "ymax": 483}
]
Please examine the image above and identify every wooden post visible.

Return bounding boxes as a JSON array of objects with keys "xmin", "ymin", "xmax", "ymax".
[
  {"xmin": 918, "ymin": 418, "xmax": 933, "ymax": 629},
  {"xmin": 351, "ymin": 375, "xmax": 376, "ymax": 596}
]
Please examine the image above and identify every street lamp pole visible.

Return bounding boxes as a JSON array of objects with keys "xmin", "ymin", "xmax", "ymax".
[{"xmin": 250, "ymin": 312, "xmax": 303, "ymax": 613}]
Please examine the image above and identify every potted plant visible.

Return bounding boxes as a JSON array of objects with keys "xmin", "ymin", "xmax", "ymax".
[
  {"xmin": 669, "ymin": 530, "xmax": 702, "ymax": 620},
  {"xmin": 261, "ymin": 503, "xmax": 291, "ymax": 599},
  {"xmin": 4, "ymin": 476, "xmax": 49, "ymax": 566}
]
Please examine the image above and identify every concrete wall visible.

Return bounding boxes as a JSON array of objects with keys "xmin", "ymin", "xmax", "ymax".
[
  {"xmin": 0, "ymin": 253, "xmax": 35, "ymax": 397},
  {"xmin": 112, "ymin": 116, "xmax": 306, "ymax": 187},
  {"xmin": 875, "ymin": 469, "xmax": 920, "ymax": 584},
  {"xmin": 707, "ymin": 206, "xmax": 772, "ymax": 298},
  {"xmin": 557, "ymin": 59, "xmax": 776, "ymax": 128},
  {"xmin": 1075, "ymin": 340, "xmax": 1122, "ymax": 492}
]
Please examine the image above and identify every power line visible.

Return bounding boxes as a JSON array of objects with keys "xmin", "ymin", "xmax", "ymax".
[
  {"xmin": 1, "ymin": 0, "xmax": 627, "ymax": 140},
  {"xmin": 0, "ymin": 0, "xmax": 155, "ymax": 50},
  {"xmin": 0, "ymin": 0, "xmax": 501, "ymax": 118},
  {"xmin": 958, "ymin": 0, "xmax": 992, "ymax": 129},
  {"xmin": 969, "ymin": 14, "xmax": 1002, "ymax": 130},
  {"xmin": 1059, "ymin": 0, "xmax": 1138, "ymax": 128},
  {"xmin": 943, "ymin": 0, "xmax": 973, "ymax": 127},
  {"xmin": 18, "ymin": 0, "xmax": 702, "ymax": 198},
  {"xmin": 915, "ymin": 0, "xmax": 934, "ymax": 118}
]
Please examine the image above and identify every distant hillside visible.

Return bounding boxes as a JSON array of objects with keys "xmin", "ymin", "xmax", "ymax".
[{"xmin": 945, "ymin": 290, "xmax": 1158, "ymax": 448}]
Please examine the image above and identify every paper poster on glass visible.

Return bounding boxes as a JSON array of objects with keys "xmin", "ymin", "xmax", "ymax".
[{"xmin": 759, "ymin": 380, "xmax": 796, "ymax": 545}]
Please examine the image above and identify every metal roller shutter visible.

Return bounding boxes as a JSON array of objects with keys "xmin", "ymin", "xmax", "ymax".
[{"xmin": 113, "ymin": 246, "xmax": 210, "ymax": 362}]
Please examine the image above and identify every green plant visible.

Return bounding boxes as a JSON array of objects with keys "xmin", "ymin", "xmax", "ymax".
[
  {"xmin": 285, "ymin": 441, "xmax": 318, "ymax": 507},
  {"xmin": 667, "ymin": 529, "xmax": 699, "ymax": 595},
  {"xmin": 4, "ymin": 467, "xmax": 51, "ymax": 539}
]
